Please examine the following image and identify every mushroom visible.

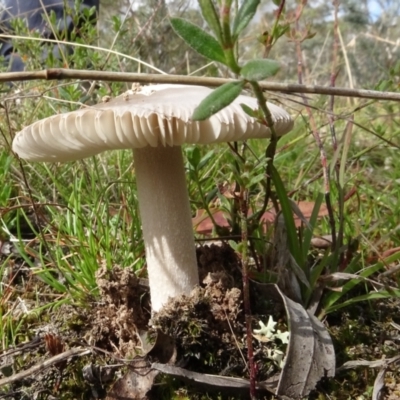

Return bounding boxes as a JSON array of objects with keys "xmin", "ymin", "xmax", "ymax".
[{"xmin": 12, "ymin": 84, "xmax": 293, "ymax": 312}]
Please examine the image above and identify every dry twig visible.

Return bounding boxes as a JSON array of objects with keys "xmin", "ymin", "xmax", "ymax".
[
  {"xmin": 0, "ymin": 69, "xmax": 400, "ymax": 102},
  {"xmin": 0, "ymin": 347, "xmax": 91, "ymax": 387}
]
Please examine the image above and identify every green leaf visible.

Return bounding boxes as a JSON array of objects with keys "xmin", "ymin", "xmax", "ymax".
[
  {"xmin": 241, "ymin": 59, "xmax": 280, "ymax": 81},
  {"xmin": 321, "ymin": 250, "xmax": 400, "ymax": 314},
  {"xmin": 232, "ymin": 0, "xmax": 261, "ymax": 39},
  {"xmin": 272, "ymin": 23, "xmax": 290, "ymax": 42},
  {"xmin": 192, "ymin": 81, "xmax": 245, "ymax": 121},
  {"xmin": 170, "ymin": 18, "xmax": 226, "ymax": 64},
  {"xmin": 339, "ymin": 117, "xmax": 353, "ymax": 187},
  {"xmin": 301, "ymin": 192, "xmax": 324, "ymax": 259},
  {"xmin": 199, "ymin": 0, "xmax": 223, "ymax": 43},
  {"xmin": 186, "ymin": 147, "xmax": 201, "ymax": 169},
  {"xmin": 271, "ymin": 165, "xmax": 302, "ymax": 266},
  {"xmin": 240, "ymin": 103, "xmax": 257, "ymax": 118},
  {"xmin": 375, "ymin": 79, "xmax": 392, "ymax": 92},
  {"xmin": 198, "ymin": 150, "xmax": 215, "ymax": 170},
  {"xmin": 325, "ymin": 290, "xmax": 400, "ymax": 314},
  {"xmin": 205, "ymin": 187, "xmax": 219, "ymax": 204},
  {"xmin": 249, "ymin": 174, "xmax": 264, "ymax": 187}
]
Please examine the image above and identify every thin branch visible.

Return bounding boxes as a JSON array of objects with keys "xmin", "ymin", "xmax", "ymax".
[
  {"xmin": 290, "ymin": 1, "xmax": 336, "ymax": 250},
  {"xmin": 0, "ymin": 69, "xmax": 400, "ymax": 101},
  {"xmin": 0, "ymin": 33, "xmax": 167, "ymax": 75},
  {"xmin": 0, "ymin": 347, "xmax": 91, "ymax": 387}
]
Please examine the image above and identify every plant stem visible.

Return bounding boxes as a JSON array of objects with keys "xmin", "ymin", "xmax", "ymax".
[
  {"xmin": 248, "ymin": 81, "xmax": 280, "ymax": 221},
  {"xmin": 239, "ymin": 186, "xmax": 257, "ymax": 400},
  {"xmin": 220, "ymin": 0, "xmax": 241, "ymax": 74},
  {"xmin": 291, "ymin": 3, "xmax": 336, "ymax": 250},
  {"xmin": 194, "ymin": 170, "xmax": 219, "ymax": 229},
  {"xmin": 264, "ymin": 0, "xmax": 286, "ymax": 56}
]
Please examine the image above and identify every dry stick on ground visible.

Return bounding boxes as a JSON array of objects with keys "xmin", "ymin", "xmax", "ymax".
[
  {"xmin": 0, "ymin": 347, "xmax": 91, "ymax": 387},
  {"xmin": 0, "ymin": 337, "xmax": 43, "ymax": 359},
  {"xmin": 1, "ymin": 69, "xmax": 400, "ymax": 102}
]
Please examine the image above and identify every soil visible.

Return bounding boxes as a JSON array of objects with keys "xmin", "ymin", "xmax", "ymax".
[{"xmin": 0, "ymin": 242, "xmax": 399, "ymax": 399}]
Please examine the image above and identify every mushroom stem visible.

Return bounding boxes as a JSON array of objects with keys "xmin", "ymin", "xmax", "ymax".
[{"xmin": 133, "ymin": 145, "xmax": 199, "ymax": 312}]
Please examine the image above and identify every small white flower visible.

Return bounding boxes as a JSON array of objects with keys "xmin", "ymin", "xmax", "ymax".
[
  {"xmin": 253, "ymin": 316, "xmax": 277, "ymax": 339},
  {"xmin": 275, "ymin": 330, "xmax": 290, "ymax": 344},
  {"xmin": 253, "ymin": 316, "xmax": 290, "ymax": 344},
  {"xmin": 266, "ymin": 348, "xmax": 286, "ymax": 368}
]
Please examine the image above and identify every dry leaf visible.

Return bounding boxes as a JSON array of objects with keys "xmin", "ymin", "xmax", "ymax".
[
  {"xmin": 193, "ymin": 201, "xmax": 329, "ymax": 236},
  {"xmin": 253, "ymin": 283, "xmax": 335, "ymax": 399}
]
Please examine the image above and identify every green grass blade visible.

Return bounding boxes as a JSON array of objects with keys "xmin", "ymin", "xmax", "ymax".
[
  {"xmin": 271, "ymin": 165, "xmax": 302, "ymax": 266},
  {"xmin": 301, "ymin": 192, "xmax": 324, "ymax": 259}
]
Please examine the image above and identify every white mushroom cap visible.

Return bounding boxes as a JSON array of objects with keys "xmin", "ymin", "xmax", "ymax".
[
  {"xmin": 12, "ymin": 84, "xmax": 293, "ymax": 162},
  {"xmin": 12, "ymin": 84, "xmax": 294, "ymax": 312}
]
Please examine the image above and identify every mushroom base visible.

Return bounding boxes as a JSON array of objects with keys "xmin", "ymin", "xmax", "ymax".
[{"xmin": 134, "ymin": 145, "xmax": 199, "ymax": 312}]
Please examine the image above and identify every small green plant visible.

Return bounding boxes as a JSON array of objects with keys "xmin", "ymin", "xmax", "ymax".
[
  {"xmin": 0, "ymin": 151, "xmax": 14, "ymax": 223},
  {"xmin": 169, "ymin": 3, "xmax": 400, "ymax": 396},
  {"xmin": 170, "ymin": 1, "xmax": 314, "ymax": 396},
  {"xmin": 171, "ymin": 0, "xmax": 400, "ymax": 317}
]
